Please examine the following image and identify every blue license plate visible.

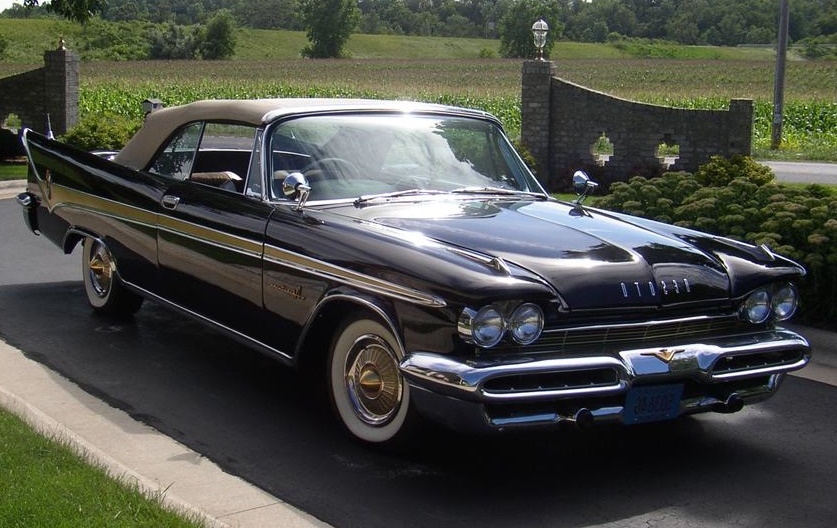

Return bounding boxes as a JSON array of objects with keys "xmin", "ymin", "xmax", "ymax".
[{"xmin": 624, "ymin": 384, "xmax": 684, "ymax": 424}]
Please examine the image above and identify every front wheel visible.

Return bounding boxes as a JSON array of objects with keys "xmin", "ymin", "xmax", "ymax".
[
  {"xmin": 82, "ymin": 238, "xmax": 143, "ymax": 316},
  {"xmin": 328, "ymin": 316, "xmax": 415, "ymax": 445}
]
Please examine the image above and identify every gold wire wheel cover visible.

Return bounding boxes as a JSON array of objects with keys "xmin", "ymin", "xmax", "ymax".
[
  {"xmin": 345, "ymin": 334, "xmax": 403, "ymax": 426},
  {"xmin": 88, "ymin": 242, "xmax": 114, "ymax": 298}
]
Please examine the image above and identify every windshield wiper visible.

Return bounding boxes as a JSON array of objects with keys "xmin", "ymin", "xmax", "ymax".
[
  {"xmin": 354, "ymin": 188, "xmax": 449, "ymax": 207},
  {"xmin": 450, "ymin": 186, "xmax": 548, "ymax": 199}
]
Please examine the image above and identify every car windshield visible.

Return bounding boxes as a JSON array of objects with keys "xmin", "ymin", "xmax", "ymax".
[{"xmin": 267, "ymin": 113, "xmax": 543, "ymax": 201}]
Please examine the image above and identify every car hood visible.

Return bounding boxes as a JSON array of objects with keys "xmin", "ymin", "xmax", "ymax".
[{"xmin": 342, "ymin": 197, "xmax": 732, "ymax": 309}]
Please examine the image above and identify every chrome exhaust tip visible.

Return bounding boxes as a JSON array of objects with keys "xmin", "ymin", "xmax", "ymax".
[
  {"xmin": 714, "ymin": 393, "xmax": 744, "ymax": 414},
  {"xmin": 570, "ymin": 408, "xmax": 594, "ymax": 429}
]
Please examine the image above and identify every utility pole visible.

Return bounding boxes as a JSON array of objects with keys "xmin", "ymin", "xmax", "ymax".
[{"xmin": 771, "ymin": 0, "xmax": 790, "ymax": 149}]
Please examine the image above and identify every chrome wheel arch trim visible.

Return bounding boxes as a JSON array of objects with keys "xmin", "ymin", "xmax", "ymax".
[{"xmin": 297, "ymin": 293, "xmax": 407, "ymax": 361}]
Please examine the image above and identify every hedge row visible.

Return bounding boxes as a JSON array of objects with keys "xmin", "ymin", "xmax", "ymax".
[{"xmin": 594, "ymin": 155, "xmax": 837, "ymax": 329}]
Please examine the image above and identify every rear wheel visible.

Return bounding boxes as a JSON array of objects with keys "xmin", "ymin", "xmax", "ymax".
[
  {"xmin": 82, "ymin": 238, "xmax": 143, "ymax": 316},
  {"xmin": 328, "ymin": 316, "xmax": 415, "ymax": 445}
]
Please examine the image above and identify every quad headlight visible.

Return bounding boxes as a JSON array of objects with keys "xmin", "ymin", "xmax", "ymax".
[
  {"xmin": 771, "ymin": 283, "xmax": 799, "ymax": 321},
  {"xmin": 509, "ymin": 303, "xmax": 545, "ymax": 344},
  {"xmin": 458, "ymin": 303, "xmax": 544, "ymax": 348},
  {"xmin": 740, "ymin": 283, "xmax": 799, "ymax": 324}
]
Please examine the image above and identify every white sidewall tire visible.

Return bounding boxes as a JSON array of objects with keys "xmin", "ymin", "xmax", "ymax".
[
  {"xmin": 81, "ymin": 238, "xmax": 143, "ymax": 315},
  {"xmin": 83, "ymin": 238, "xmax": 114, "ymax": 310},
  {"xmin": 329, "ymin": 317, "xmax": 411, "ymax": 444}
]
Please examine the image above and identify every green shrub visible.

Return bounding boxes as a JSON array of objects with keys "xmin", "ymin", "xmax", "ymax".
[
  {"xmin": 694, "ymin": 154, "xmax": 774, "ymax": 187},
  {"xmin": 595, "ymin": 159, "xmax": 837, "ymax": 329},
  {"xmin": 60, "ymin": 114, "xmax": 142, "ymax": 151}
]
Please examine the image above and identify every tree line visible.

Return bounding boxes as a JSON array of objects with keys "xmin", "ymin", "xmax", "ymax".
[
  {"xmin": 3, "ymin": 0, "xmax": 836, "ymax": 60},
  {"xmin": 6, "ymin": 0, "xmax": 836, "ymax": 45}
]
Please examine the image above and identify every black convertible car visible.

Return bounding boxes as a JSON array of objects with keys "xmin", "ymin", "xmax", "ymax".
[{"xmin": 17, "ymin": 98, "xmax": 810, "ymax": 445}]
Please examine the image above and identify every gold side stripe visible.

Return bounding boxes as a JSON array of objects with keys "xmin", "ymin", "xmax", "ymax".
[
  {"xmin": 48, "ymin": 183, "xmax": 445, "ymax": 308},
  {"xmin": 157, "ymin": 215, "xmax": 263, "ymax": 259},
  {"xmin": 264, "ymin": 245, "xmax": 447, "ymax": 308},
  {"xmin": 50, "ymin": 184, "xmax": 157, "ymax": 228}
]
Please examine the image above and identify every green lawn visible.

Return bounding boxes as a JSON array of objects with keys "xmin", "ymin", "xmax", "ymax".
[
  {"xmin": 0, "ymin": 407, "xmax": 205, "ymax": 527},
  {"xmin": 0, "ymin": 163, "xmax": 26, "ymax": 181}
]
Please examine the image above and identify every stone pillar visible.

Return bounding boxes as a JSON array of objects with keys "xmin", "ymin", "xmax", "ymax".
[
  {"xmin": 520, "ymin": 60, "xmax": 555, "ymax": 184},
  {"xmin": 43, "ymin": 40, "xmax": 79, "ymax": 135},
  {"xmin": 728, "ymin": 99, "xmax": 754, "ymax": 155}
]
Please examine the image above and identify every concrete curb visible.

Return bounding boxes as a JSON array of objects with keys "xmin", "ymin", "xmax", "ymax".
[
  {"xmin": 0, "ymin": 339, "xmax": 328, "ymax": 528},
  {"xmin": 0, "ymin": 179, "xmax": 26, "ymax": 200}
]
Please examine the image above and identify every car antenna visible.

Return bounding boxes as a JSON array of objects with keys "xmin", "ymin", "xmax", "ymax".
[{"xmin": 46, "ymin": 114, "xmax": 54, "ymax": 140}]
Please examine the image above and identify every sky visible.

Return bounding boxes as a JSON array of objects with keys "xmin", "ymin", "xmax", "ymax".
[{"xmin": 0, "ymin": 1, "xmax": 20, "ymax": 12}]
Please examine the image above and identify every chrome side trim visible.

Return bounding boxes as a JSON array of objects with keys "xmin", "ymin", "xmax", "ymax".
[
  {"xmin": 263, "ymin": 245, "xmax": 446, "ymax": 308},
  {"xmin": 125, "ymin": 281, "xmax": 294, "ymax": 363}
]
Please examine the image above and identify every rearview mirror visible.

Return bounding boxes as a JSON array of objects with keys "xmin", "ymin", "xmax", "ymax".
[
  {"xmin": 282, "ymin": 171, "xmax": 311, "ymax": 211},
  {"xmin": 572, "ymin": 170, "xmax": 598, "ymax": 205}
]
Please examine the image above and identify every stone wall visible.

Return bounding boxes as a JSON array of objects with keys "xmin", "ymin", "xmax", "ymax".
[
  {"xmin": 0, "ymin": 43, "xmax": 78, "ymax": 157},
  {"xmin": 521, "ymin": 60, "xmax": 753, "ymax": 192}
]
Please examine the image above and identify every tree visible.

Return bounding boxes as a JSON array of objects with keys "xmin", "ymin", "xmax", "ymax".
[
  {"xmin": 22, "ymin": 0, "xmax": 106, "ymax": 23},
  {"xmin": 498, "ymin": 0, "xmax": 562, "ymax": 59},
  {"xmin": 199, "ymin": 9, "xmax": 237, "ymax": 60},
  {"xmin": 300, "ymin": 0, "xmax": 360, "ymax": 58},
  {"xmin": 148, "ymin": 23, "xmax": 201, "ymax": 59}
]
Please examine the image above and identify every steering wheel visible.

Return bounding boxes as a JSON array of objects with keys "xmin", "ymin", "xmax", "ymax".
[{"xmin": 304, "ymin": 157, "xmax": 361, "ymax": 181}]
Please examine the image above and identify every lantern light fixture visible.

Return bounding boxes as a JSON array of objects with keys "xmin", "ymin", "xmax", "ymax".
[{"xmin": 532, "ymin": 19, "xmax": 549, "ymax": 60}]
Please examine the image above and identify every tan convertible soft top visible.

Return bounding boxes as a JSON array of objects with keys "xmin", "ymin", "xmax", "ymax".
[{"xmin": 113, "ymin": 98, "xmax": 482, "ymax": 171}]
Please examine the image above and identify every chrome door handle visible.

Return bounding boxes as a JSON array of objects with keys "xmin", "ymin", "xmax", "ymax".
[{"xmin": 161, "ymin": 195, "xmax": 181, "ymax": 210}]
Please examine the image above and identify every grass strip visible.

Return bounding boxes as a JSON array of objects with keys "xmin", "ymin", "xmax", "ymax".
[
  {"xmin": 0, "ymin": 407, "xmax": 205, "ymax": 528},
  {"xmin": 0, "ymin": 163, "xmax": 26, "ymax": 181}
]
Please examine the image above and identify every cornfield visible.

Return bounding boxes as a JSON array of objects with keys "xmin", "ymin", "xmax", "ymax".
[{"xmin": 76, "ymin": 58, "xmax": 837, "ymax": 160}]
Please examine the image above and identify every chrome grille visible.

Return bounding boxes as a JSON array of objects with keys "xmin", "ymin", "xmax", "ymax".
[
  {"xmin": 483, "ymin": 368, "xmax": 619, "ymax": 394},
  {"xmin": 538, "ymin": 315, "xmax": 752, "ymax": 352},
  {"xmin": 711, "ymin": 349, "xmax": 806, "ymax": 375}
]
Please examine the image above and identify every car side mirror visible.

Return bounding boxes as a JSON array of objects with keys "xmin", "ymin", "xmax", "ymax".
[
  {"xmin": 572, "ymin": 170, "xmax": 598, "ymax": 205},
  {"xmin": 282, "ymin": 171, "xmax": 311, "ymax": 211}
]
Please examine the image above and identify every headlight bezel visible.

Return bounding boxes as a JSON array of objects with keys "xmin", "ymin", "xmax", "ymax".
[
  {"xmin": 771, "ymin": 283, "xmax": 799, "ymax": 321},
  {"xmin": 739, "ymin": 282, "xmax": 799, "ymax": 324},
  {"xmin": 458, "ymin": 302, "xmax": 545, "ymax": 348},
  {"xmin": 508, "ymin": 303, "xmax": 545, "ymax": 345}
]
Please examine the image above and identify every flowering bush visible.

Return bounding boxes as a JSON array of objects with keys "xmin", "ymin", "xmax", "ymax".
[{"xmin": 595, "ymin": 156, "xmax": 837, "ymax": 329}]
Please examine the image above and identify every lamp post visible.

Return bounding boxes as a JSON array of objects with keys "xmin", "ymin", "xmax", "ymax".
[
  {"xmin": 771, "ymin": 0, "xmax": 789, "ymax": 149},
  {"xmin": 532, "ymin": 19, "xmax": 549, "ymax": 61}
]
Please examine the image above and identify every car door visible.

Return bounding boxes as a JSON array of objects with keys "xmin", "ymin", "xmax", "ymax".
[{"xmin": 153, "ymin": 122, "xmax": 272, "ymax": 342}]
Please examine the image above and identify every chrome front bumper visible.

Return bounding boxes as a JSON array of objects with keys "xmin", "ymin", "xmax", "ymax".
[{"xmin": 400, "ymin": 328, "xmax": 810, "ymax": 432}]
